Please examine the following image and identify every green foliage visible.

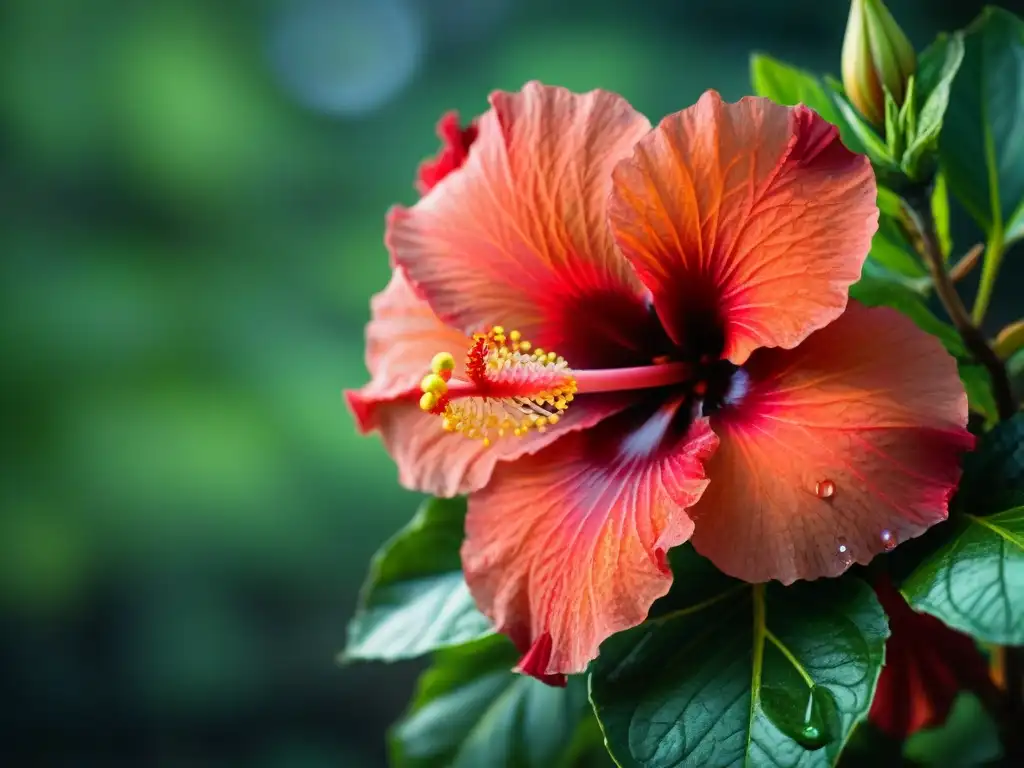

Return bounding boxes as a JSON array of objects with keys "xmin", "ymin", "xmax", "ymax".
[
  {"xmin": 958, "ymin": 413, "xmax": 1024, "ymax": 506},
  {"xmin": 828, "ymin": 78, "xmax": 899, "ymax": 172},
  {"xmin": 904, "ymin": 693, "xmax": 1002, "ymax": 766},
  {"xmin": 930, "ymin": 172, "xmax": 954, "ymax": 260},
  {"xmin": 1009, "ymin": 348, "xmax": 1024, "ymax": 403},
  {"xmin": 862, "ymin": 214, "xmax": 930, "ymax": 290},
  {"xmin": 883, "ymin": 88, "xmax": 904, "ymax": 162},
  {"xmin": 902, "ymin": 34, "xmax": 964, "ymax": 180},
  {"xmin": 390, "ymin": 635, "xmax": 595, "ymax": 768},
  {"xmin": 344, "ymin": 498, "xmax": 492, "ymax": 662},
  {"xmin": 903, "ymin": 415, "xmax": 1024, "ymax": 643},
  {"xmin": 958, "ymin": 363, "xmax": 999, "ymax": 427},
  {"xmin": 902, "ymin": 505, "xmax": 1024, "ymax": 643},
  {"xmin": 939, "ymin": 7, "xmax": 1024, "ymax": 244},
  {"xmin": 589, "ymin": 549, "xmax": 888, "ymax": 768},
  {"xmin": 755, "ymin": 13, "xmax": 966, "ymax": 184}
]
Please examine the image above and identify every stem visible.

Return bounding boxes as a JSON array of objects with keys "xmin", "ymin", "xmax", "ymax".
[
  {"xmin": 949, "ymin": 243, "xmax": 984, "ymax": 284},
  {"xmin": 901, "ymin": 192, "xmax": 1017, "ymax": 421},
  {"xmin": 972, "ymin": 232, "xmax": 1005, "ymax": 325}
]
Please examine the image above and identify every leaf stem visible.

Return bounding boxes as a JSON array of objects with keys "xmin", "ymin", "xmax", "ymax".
[
  {"xmin": 972, "ymin": 232, "xmax": 1005, "ymax": 325},
  {"xmin": 949, "ymin": 243, "xmax": 984, "ymax": 284},
  {"xmin": 900, "ymin": 189, "xmax": 1017, "ymax": 421}
]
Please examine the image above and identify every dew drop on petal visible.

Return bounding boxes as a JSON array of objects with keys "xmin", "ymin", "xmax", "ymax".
[
  {"xmin": 815, "ymin": 479, "xmax": 836, "ymax": 499},
  {"xmin": 836, "ymin": 537, "xmax": 853, "ymax": 568},
  {"xmin": 880, "ymin": 529, "xmax": 897, "ymax": 552}
]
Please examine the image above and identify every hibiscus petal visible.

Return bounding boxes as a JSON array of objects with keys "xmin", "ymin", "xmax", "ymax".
[
  {"xmin": 463, "ymin": 403, "xmax": 719, "ymax": 678},
  {"xmin": 349, "ymin": 270, "xmax": 472, "ymax": 412},
  {"xmin": 345, "ymin": 270, "xmax": 624, "ymax": 497},
  {"xmin": 415, "ymin": 111, "xmax": 478, "ymax": 195},
  {"xmin": 388, "ymin": 81, "xmax": 660, "ymax": 369},
  {"xmin": 608, "ymin": 90, "xmax": 877, "ymax": 365},
  {"xmin": 689, "ymin": 303, "xmax": 973, "ymax": 583}
]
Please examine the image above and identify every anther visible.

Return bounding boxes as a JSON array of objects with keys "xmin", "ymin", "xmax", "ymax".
[
  {"xmin": 420, "ymin": 373, "xmax": 448, "ymax": 395},
  {"xmin": 431, "ymin": 352, "xmax": 456, "ymax": 379},
  {"xmin": 421, "ymin": 326, "xmax": 576, "ymax": 447}
]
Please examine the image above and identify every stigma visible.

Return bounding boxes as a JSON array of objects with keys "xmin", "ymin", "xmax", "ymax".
[{"xmin": 418, "ymin": 327, "xmax": 577, "ymax": 446}]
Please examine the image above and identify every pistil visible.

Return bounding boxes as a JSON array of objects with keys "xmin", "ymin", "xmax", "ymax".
[{"xmin": 414, "ymin": 326, "xmax": 695, "ymax": 445}]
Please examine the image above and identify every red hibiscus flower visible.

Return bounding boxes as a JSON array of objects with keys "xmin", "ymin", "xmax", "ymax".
[
  {"xmin": 870, "ymin": 575, "xmax": 993, "ymax": 739},
  {"xmin": 347, "ymin": 82, "xmax": 973, "ymax": 684}
]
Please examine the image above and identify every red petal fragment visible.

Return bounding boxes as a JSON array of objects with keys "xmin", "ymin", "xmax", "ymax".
[
  {"xmin": 869, "ymin": 575, "xmax": 992, "ymax": 739},
  {"xmin": 515, "ymin": 633, "xmax": 568, "ymax": 687},
  {"xmin": 415, "ymin": 111, "xmax": 478, "ymax": 195}
]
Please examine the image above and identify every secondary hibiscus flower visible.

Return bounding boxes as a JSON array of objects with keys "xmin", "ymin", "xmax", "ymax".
[
  {"xmin": 869, "ymin": 575, "xmax": 992, "ymax": 738},
  {"xmin": 347, "ymin": 82, "xmax": 972, "ymax": 683}
]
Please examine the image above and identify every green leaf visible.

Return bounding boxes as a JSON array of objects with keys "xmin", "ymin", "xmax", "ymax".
[
  {"xmin": 904, "ymin": 693, "xmax": 1002, "ymax": 766},
  {"xmin": 903, "ymin": 34, "xmax": 965, "ymax": 180},
  {"xmin": 901, "ymin": 77, "xmax": 917, "ymax": 146},
  {"xmin": 884, "ymin": 89, "xmax": 904, "ymax": 160},
  {"xmin": 903, "ymin": 415, "xmax": 1024, "ymax": 643},
  {"xmin": 344, "ymin": 497, "xmax": 492, "ymax": 662},
  {"xmin": 902, "ymin": 504, "xmax": 1024, "ymax": 644},
  {"xmin": 863, "ymin": 213, "xmax": 930, "ymax": 288},
  {"xmin": 827, "ymin": 78, "xmax": 897, "ymax": 171},
  {"xmin": 939, "ymin": 7, "xmax": 1024, "ymax": 242},
  {"xmin": 589, "ymin": 553, "xmax": 888, "ymax": 768},
  {"xmin": 1008, "ymin": 200, "xmax": 1024, "ymax": 244},
  {"xmin": 931, "ymin": 172, "xmax": 954, "ymax": 260},
  {"xmin": 391, "ymin": 634, "xmax": 593, "ymax": 768},
  {"xmin": 750, "ymin": 55, "xmax": 862, "ymax": 154},
  {"xmin": 850, "ymin": 276, "xmax": 964, "ymax": 357},
  {"xmin": 877, "ymin": 186, "xmax": 904, "ymax": 218},
  {"xmin": 958, "ymin": 412, "xmax": 1024, "ymax": 507},
  {"xmin": 1009, "ymin": 347, "xmax": 1024, "ymax": 403}
]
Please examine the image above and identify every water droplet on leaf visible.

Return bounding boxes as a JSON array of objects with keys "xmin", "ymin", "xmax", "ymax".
[
  {"xmin": 881, "ymin": 529, "xmax": 897, "ymax": 551},
  {"xmin": 801, "ymin": 724, "xmax": 821, "ymax": 744},
  {"xmin": 815, "ymin": 479, "xmax": 836, "ymax": 499},
  {"xmin": 761, "ymin": 684, "xmax": 839, "ymax": 751}
]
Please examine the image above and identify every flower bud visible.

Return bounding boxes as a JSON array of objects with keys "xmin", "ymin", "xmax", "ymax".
[{"xmin": 841, "ymin": 0, "xmax": 917, "ymax": 127}]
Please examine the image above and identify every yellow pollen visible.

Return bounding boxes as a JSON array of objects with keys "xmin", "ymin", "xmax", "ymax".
[
  {"xmin": 431, "ymin": 352, "xmax": 455, "ymax": 374},
  {"xmin": 422, "ymin": 326, "xmax": 577, "ymax": 447},
  {"xmin": 420, "ymin": 373, "xmax": 448, "ymax": 395}
]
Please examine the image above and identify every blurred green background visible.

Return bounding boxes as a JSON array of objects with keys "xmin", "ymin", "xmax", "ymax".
[{"xmin": 0, "ymin": 0, "xmax": 1015, "ymax": 765}]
